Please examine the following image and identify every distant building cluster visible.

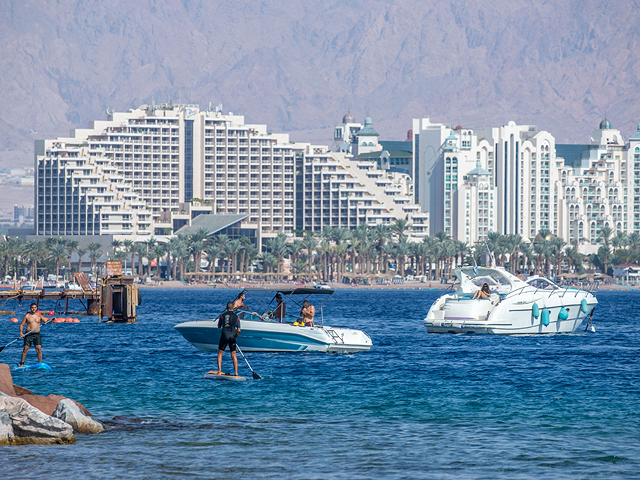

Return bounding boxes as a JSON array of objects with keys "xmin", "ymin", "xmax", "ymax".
[
  {"xmin": 35, "ymin": 104, "xmax": 427, "ymax": 247},
  {"xmin": 0, "ymin": 167, "xmax": 34, "ymax": 186},
  {"xmin": 13, "ymin": 204, "xmax": 34, "ymax": 223},
  {"xmin": 33, "ymin": 103, "xmax": 640, "ymax": 251},
  {"xmin": 413, "ymin": 117, "xmax": 640, "ymax": 251}
]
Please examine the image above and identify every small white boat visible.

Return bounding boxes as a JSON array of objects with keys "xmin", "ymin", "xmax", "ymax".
[
  {"xmin": 424, "ymin": 267, "xmax": 598, "ymax": 334},
  {"xmin": 174, "ymin": 288, "xmax": 372, "ymax": 353}
]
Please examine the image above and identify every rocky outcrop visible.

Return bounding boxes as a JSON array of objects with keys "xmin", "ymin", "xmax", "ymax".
[
  {"xmin": 52, "ymin": 399, "xmax": 104, "ymax": 434},
  {"xmin": 0, "ymin": 411, "xmax": 15, "ymax": 445},
  {"xmin": 0, "ymin": 363, "xmax": 102, "ymax": 445},
  {"xmin": 0, "ymin": 396, "xmax": 75, "ymax": 445}
]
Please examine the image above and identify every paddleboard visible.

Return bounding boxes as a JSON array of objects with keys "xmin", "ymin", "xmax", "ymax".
[
  {"xmin": 13, "ymin": 362, "xmax": 52, "ymax": 371},
  {"xmin": 204, "ymin": 371, "xmax": 247, "ymax": 382}
]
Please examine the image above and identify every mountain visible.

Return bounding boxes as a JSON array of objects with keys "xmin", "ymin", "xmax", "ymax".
[{"xmin": 1, "ymin": 0, "xmax": 640, "ymax": 168}]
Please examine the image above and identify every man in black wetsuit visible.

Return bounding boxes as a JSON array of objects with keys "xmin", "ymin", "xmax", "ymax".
[{"xmin": 216, "ymin": 302, "xmax": 241, "ymax": 376}]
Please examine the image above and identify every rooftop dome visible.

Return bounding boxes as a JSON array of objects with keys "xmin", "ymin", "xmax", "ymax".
[
  {"xmin": 364, "ymin": 116, "xmax": 373, "ymax": 126},
  {"xmin": 630, "ymin": 123, "xmax": 640, "ymax": 140},
  {"xmin": 454, "ymin": 125, "xmax": 463, "ymax": 130},
  {"xmin": 599, "ymin": 117, "xmax": 612, "ymax": 130},
  {"xmin": 342, "ymin": 112, "xmax": 355, "ymax": 124}
]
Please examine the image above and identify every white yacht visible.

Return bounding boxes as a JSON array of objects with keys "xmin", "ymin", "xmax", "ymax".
[
  {"xmin": 174, "ymin": 288, "xmax": 372, "ymax": 353},
  {"xmin": 424, "ymin": 267, "xmax": 598, "ymax": 334}
]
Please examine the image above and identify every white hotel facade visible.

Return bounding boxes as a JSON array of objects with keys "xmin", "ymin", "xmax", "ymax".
[
  {"xmin": 35, "ymin": 104, "xmax": 428, "ymax": 245},
  {"xmin": 413, "ymin": 117, "xmax": 640, "ymax": 250}
]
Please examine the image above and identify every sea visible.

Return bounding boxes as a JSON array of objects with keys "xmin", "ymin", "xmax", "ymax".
[{"xmin": 0, "ymin": 288, "xmax": 639, "ymax": 479}]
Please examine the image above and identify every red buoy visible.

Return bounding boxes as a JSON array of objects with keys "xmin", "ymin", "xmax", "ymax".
[{"xmin": 10, "ymin": 318, "xmax": 18, "ymax": 323}]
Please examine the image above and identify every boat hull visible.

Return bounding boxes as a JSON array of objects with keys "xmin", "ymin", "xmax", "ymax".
[
  {"xmin": 424, "ymin": 291, "xmax": 598, "ymax": 334},
  {"xmin": 174, "ymin": 319, "xmax": 372, "ymax": 353}
]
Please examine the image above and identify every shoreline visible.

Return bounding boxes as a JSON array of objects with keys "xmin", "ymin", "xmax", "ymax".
[{"xmin": 136, "ymin": 280, "xmax": 632, "ymax": 291}]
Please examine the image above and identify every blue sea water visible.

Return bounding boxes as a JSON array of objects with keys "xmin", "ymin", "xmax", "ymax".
[{"xmin": 0, "ymin": 288, "xmax": 639, "ymax": 479}]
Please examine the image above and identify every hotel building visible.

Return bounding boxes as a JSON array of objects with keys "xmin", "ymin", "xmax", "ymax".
[
  {"xmin": 413, "ymin": 117, "xmax": 640, "ymax": 249},
  {"xmin": 35, "ymin": 105, "xmax": 428, "ymax": 245}
]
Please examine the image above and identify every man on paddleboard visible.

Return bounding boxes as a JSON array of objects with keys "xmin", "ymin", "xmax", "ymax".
[
  {"xmin": 216, "ymin": 302, "xmax": 241, "ymax": 376},
  {"xmin": 18, "ymin": 303, "xmax": 47, "ymax": 367}
]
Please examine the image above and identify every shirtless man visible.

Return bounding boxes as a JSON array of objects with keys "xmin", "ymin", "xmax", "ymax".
[
  {"xmin": 18, "ymin": 303, "xmax": 47, "ymax": 366},
  {"xmin": 232, "ymin": 292, "xmax": 248, "ymax": 318},
  {"xmin": 295, "ymin": 300, "xmax": 315, "ymax": 327},
  {"xmin": 274, "ymin": 293, "xmax": 286, "ymax": 323}
]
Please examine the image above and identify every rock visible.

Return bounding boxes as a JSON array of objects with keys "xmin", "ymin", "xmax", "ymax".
[
  {"xmin": 52, "ymin": 398, "xmax": 104, "ymax": 434},
  {"xmin": 0, "ymin": 396, "xmax": 75, "ymax": 445},
  {"xmin": 0, "ymin": 364, "xmax": 16, "ymax": 396},
  {"xmin": 0, "ymin": 411, "xmax": 15, "ymax": 445}
]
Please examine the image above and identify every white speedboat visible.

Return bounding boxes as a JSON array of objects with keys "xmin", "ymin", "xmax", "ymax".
[
  {"xmin": 174, "ymin": 288, "xmax": 372, "ymax": 353},
  {"xmin": 424, "ymin": 267, "xmax": 598, "ymax": 334}
]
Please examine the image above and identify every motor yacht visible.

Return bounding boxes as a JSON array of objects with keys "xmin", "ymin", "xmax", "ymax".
[
  {"xmin": 174, "ymin": 288, "xmax": 372, "ymax": 353},
  {"xmin": 424, "ymin": 267, "xmax": 598, "ymax": 334}
]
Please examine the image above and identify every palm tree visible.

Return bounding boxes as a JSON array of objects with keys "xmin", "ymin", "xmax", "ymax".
[
  {"xmin": 47, "ymin": 241, "xmax": 69, "ymax": 278},
  {"xmin": 204, "ymin": 244, "xmax": 222, "ymax": 277},
  {"xmin": 265, "ymin": 233, "xmax": 289, "ymax": 274},
  {"xmin": 86, "ymin": 242, "xmax": 103, "ymax": 278},
  {"xmin": 131, "ymin": 243, "xmax": 145, "ymax": 277},
  {"xmin": 65, "ymin": 240, "xmax": 79, "ymax": 274},
  {"xmin": 190, "ymin": 240, "xmax": 206, "ymax": 280},
  {"xmin": 122, "ymin": 239, "xmax": 134, "ymax": 272},
  {"xmin": 22, "ymin": 240, "xmax": 45, "ymax": 280},
  {"xmin": 152, "ymin": 245, "xmax": 166, "ymax": 280},
  {"xmin": 599, "ymin": 226, "xmax": 613, "ymax": 274},
  {"xmin": 227, "ymin": 239, "xmax": 242, "ymax": 279},
  {"xmin": 244, "ymin": 244, "xmax": 259, "ymax": 274},
  {"xmin": 390, "ymin": 218, "xmax": 410, "ymax": 240},
  {"xmin": 76, "ymin": 247, "xmax": 87, "ymax": 273},
  {"xmin": 302, "ymin": 233, "xmax": 318, "ymax": 281}
]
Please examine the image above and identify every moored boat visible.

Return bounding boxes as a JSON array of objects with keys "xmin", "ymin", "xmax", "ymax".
[
  {"xmin": 174, "ymin": 288, "xmax": 372, "ymax": 353},
  {"xmin": 424, "ymin": 267, "xmax": 598, "ymax": 334}
]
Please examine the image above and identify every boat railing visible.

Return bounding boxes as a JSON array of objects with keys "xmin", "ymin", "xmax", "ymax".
[{"xmin": 557, "ymin": 280, "xmax": 600, "ymax": 296}]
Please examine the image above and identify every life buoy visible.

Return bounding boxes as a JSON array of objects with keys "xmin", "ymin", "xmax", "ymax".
[
  {"xmin": 532, "ymin": 303, "xmax": 540, "ymax": 318},
  {"xmin": 558, "ymin": 307, "xmax": 569, "ymax": 320},
  {"xmin": 541, "ymin": 308, "xmax": 550, "ymax": 326}
]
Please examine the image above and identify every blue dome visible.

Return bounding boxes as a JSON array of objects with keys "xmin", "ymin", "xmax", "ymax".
[
  {"xmin": 364, "ymin": 116, "xmax": 372, "ymax": 126},
  {"xmin": 599, "ymin": 118, "xmax": 612, "ymax": 130}
]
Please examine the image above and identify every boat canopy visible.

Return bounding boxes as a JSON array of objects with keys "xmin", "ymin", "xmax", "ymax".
[
  {"xmin": 242, "ymin": 288, "xmax": 334, "ymax": 295},
  {"xmin": 455, "ymin": 266, "xmax": 526, "ymax": 293}
]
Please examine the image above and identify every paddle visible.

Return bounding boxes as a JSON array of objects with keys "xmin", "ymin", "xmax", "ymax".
[
  {"xmin": 584, "ymin": 306, "xmax": 596, "ymax": 332},
  {"xmin": 236, "ymin": 345, "xmax": 262, "ymax": 380},
  {"xmin": 0, "ymin": 317, "xmax": 55, "ymax": 354}
]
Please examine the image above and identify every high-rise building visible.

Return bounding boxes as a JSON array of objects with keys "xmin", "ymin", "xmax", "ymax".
[
  {"xmin": 413, "ymin": 116, "xmax": 640, "ymax": 250},
  {"xmin": 35, "ymin": 105, "xmax": 428, "ymax": 245}
]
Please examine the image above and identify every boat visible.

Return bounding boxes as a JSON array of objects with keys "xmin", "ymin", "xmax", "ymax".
[
  {"xmin": 174, "ymin": 288, "xmax": 372, "ymax": 353},
  {"xmin": 423, "ymin": 266, "xmax": 598, "ymax": 334}
]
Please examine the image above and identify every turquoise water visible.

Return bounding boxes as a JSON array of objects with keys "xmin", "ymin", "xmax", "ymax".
[{"xmin": 0, "ymin": 289, "xmax": 639, "ymax": 479}]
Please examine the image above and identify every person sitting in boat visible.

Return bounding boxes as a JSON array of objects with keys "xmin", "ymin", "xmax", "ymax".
[
  {"xmin": 471, "ymin": 283, "xmax": 491, "ymax": 300},
  {"xmin": 232, "ymin": 292, "xmax": 248, "ymax": 318},
  {"xmin": 274, "ymin": 293, "xmax": 286, "ymax": 323},
  {"xmin": 515, "ymin": 270, "xmax": 526, "ymax": 281},
  {"xmin": 294, "ymin": 300, "xmax": 315, "ymax": 327}
]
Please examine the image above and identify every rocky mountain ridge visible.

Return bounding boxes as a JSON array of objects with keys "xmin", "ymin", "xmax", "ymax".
[{"xmin": 1, "ymin": 0, "xmax": 640, "ymax": 167}]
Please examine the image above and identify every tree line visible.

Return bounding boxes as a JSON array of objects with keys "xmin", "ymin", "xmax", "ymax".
[{"xmin": 0, "ymin": 222, "xmax": 637, "ymax": 282}]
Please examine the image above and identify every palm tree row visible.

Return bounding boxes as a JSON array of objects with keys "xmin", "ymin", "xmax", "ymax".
[{"xmin": 2, "ymin": 221, "xmax": 639, "ymax": 282}]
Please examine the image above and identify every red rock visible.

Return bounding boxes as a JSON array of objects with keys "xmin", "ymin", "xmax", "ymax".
[{"xmin": 0, "ymin": 364, "xmax": 92, "ymax": 417}]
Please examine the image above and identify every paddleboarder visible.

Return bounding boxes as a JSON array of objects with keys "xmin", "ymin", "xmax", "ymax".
[
  {"xmin": 18, "ymin": 303, "xmax": 47, "ymax": 367},
  {"xmin": 216, "ymin": 302, "xmax": 241, "ymax": 376}
]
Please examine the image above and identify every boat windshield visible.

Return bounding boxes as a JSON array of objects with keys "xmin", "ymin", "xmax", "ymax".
[{"xmin": 526, "ymin": 277, "xmax": 559, "ymax": 290}]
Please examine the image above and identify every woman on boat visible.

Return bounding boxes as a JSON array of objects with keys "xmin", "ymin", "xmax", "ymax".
[{"xmin": 472, "ymin": 283, "xmax": 491, "ymax": 300}]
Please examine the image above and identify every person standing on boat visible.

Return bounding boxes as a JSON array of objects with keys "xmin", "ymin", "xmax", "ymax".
[
  {"xmin": 18, "ymin": 303, "xmax": 47, "ymax": 367},
  {"xmin": 295, "ymin": 300, "xmax": 315, "ymax": 327},
  {"xmin": 216, "ymin": 302, "xmax": 241, "ymax": 376},
  {"xmin": 471, "ymin": 283, "xmax": 491, "ymax": 300},
  {"xmin": 232, "ymin": 292, "xmax": 248, "ymax": 318},
  {"xmin": 274, "ymin": 293, "xmax": 286, "ymax": 323}
]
